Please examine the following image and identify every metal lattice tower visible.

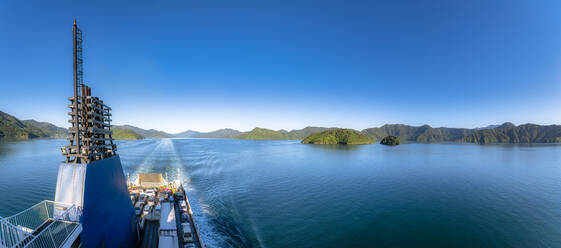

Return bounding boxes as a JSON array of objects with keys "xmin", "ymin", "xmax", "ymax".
[{"xmin": 63, "ymin": 20, "xmax": 116, "ymax": 164}]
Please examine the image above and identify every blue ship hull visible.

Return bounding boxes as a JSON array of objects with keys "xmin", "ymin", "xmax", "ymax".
[
  {"xmin": 81, "ymin": 155, "xmax": 137, "ymax": 247},
  {"xmin": 56, "ymin": 155, "xmax": 137, "ymax": 247}
]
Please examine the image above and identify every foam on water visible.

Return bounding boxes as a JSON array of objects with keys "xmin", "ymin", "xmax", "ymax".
[
  {"xmin": 183, "ymin": 185, "xmax": 223, "ymax": 248},
  {"xmin": 130, "ymin": 139, "xmax": 227, "ymax": 247}
]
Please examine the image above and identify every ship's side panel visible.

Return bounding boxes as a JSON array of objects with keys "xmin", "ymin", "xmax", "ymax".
[
  {"xmin": 54, "ymin": 163, "xmax": 86, "ymax": 208},
  {"xmin": 81, "ymin": 155, "xmax": 137, "ymax": 247}
]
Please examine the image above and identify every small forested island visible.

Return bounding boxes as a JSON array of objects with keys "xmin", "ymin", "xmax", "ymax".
[
  {"xmin": 301, "ymin": 129, "xmax": 374, "ymax": 144},
  {"xmin": 380, "ymin": 135, "xmax": 400, "ymax": 146}
]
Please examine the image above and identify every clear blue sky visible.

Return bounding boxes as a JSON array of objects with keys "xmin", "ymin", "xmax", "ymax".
[{"xmin": 1, "ymin": 0, "xmax": 560, "ymax": 133}]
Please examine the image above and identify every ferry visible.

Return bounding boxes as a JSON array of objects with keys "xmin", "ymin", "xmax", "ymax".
[{"xmin": 0, "ymin": 20, "xmax": 204, "ymax": 248}]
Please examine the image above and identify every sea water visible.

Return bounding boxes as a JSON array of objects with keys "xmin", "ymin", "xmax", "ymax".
[{"xmin": 1, "ymin": 139, "xmax": 560, "ymax": 247}]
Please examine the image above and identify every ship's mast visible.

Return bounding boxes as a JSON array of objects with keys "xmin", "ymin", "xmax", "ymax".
[
  {"xmin": 64, "ymin": 20, "xmax": 116, "ymax": 164},
  {"xmin": 72, "ymin": 19, "xmax": 83, "ymax": 162}
]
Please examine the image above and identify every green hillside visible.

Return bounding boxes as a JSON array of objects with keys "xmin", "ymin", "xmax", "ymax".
[
  {"xmin": 301, "ymin": 129, "xmax": 374, "ymax": 144},
  {"xmin": 0, "ymin": 111, "xmax": 65, "ymax": 140},
  {"xmin": 175, "ymin": 128, "xmax": 243, "ymax": 138},
  {"xmin": 234, "ymin": 126, "xmax": 334, "ymax": 140},
  {"xmin": 361, "ymin": 124, "xmax": 472, "ymax": 143},
  {"xmin": 115, "ymin": 125, "xmax": 171, "ymax": 138},
  {"xmin": 0, "ymin": 110, "xmax": 144, "ymax": 141},
  {"xmin": 235, "ymin": 127, "xmax": 289, "ymax": 140},
  {"xmin": 23, "ymin": 120, "xmax": 68, "ymax": 138},
  {"xmin": 197, "ymin": 129, "xmax": 242, "ymax": 138},
  {"xmin": 111, "ymin": 127, "xmax": 145, "ymax": 140},
  {"xmin": 461, "ymin": 123, "xmax": 561, "ymax": 144},
  {"xmin": 285, "ymin": 126, "xmax": 334, "ymax": 139}
]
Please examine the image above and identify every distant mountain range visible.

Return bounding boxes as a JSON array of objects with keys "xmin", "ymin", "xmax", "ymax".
[
  {"xmin": 2, "ymin": 110, "xmax": 561, "ymax": 144},
  {"xmin": 174, "ymin": 128, "xmax": 242, "ymax": 139},
  {"xmin": 361, "ymin": 122, "xmax": 561, "ymax": 144},
  {"xmin": 97, "ymin": 123, "xmax": 561, "ymax": 144},
  {"xmin": 114, "ymin": 125, "xmax": 170, "ymax": 138}
]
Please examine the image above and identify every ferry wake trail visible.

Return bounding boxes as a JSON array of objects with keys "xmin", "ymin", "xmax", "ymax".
[{"xmin": 119, "ymin": 139, "xmax": 235, "ymax": 248}]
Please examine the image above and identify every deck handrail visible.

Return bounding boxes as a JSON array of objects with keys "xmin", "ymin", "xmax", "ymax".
[{"xmin": 0, "ymin": 200, "xmax": 82, "ymax": 248}]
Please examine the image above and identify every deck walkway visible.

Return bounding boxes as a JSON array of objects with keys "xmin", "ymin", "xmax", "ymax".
[{"xmin": 140, "ymin": 220, "xmax": 159, "ymax": 248}]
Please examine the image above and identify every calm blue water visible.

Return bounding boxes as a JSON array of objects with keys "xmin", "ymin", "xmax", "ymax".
[{"xmin": 1, "ymin": 139, "xmax": 561, "ymax": 247}]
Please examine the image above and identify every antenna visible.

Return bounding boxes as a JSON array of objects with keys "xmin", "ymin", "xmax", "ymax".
[{"xmin": 72, "ymin": 19, "xmax": 84, "ymax": 162}]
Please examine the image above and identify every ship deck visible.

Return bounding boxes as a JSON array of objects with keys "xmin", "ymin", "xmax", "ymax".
[
  {"xmin": 141, "ymin": 220, "xmax": 160, "ymax": 248},
  {"xmin": 130, "ymin": 173, "xmax": 204, "ymax": 248}
]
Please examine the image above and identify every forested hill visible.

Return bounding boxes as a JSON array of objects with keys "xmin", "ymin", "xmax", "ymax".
[
  {"xmin": 0, "ymin": 111, "xmax": 67, "ymax": 140},
  {"xmin": 362, "ymin": 124, "xmax": 473, "ymax": 143},
  {"xmin": 174, "ymin": 128, "xmax": 242, "ymax": 139},
  {"xmin": 0, "ymin": 111, "xmax": 144, "ymax": 141},
  {"xmin": 235, "ymin": 127, "xmax": 334, "ymax": 140},
  {"xmin": 21, "ymin": 119, "xmax": 67, "ymax": 138},
  {"xmin": 111, "ymin": 127, "xmax": 145, "ymax": 140},
  {"xmin": 461, "ymin": 123, "xmax": 561, "ymax": 144},
  {"xmin": 362, "ymin": 123, "xmax": 561, "ymax": 144},
  {"xmin": 301, "ymin": 129, "xmax": 374, "ymax": 144},
  {"xmin": 114, "ymin": 125, "xmax": 171, "ymax": 138}
]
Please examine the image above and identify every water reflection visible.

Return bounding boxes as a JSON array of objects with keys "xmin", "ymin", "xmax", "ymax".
[{"xmin": 0, "ymin": 143, "xmax": 11, "ymax": 156}]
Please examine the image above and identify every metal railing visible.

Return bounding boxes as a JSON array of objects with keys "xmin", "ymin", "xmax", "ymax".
[{"xmin": 0, "ymin": 200, "xmax": 82, "ymax": 248}]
